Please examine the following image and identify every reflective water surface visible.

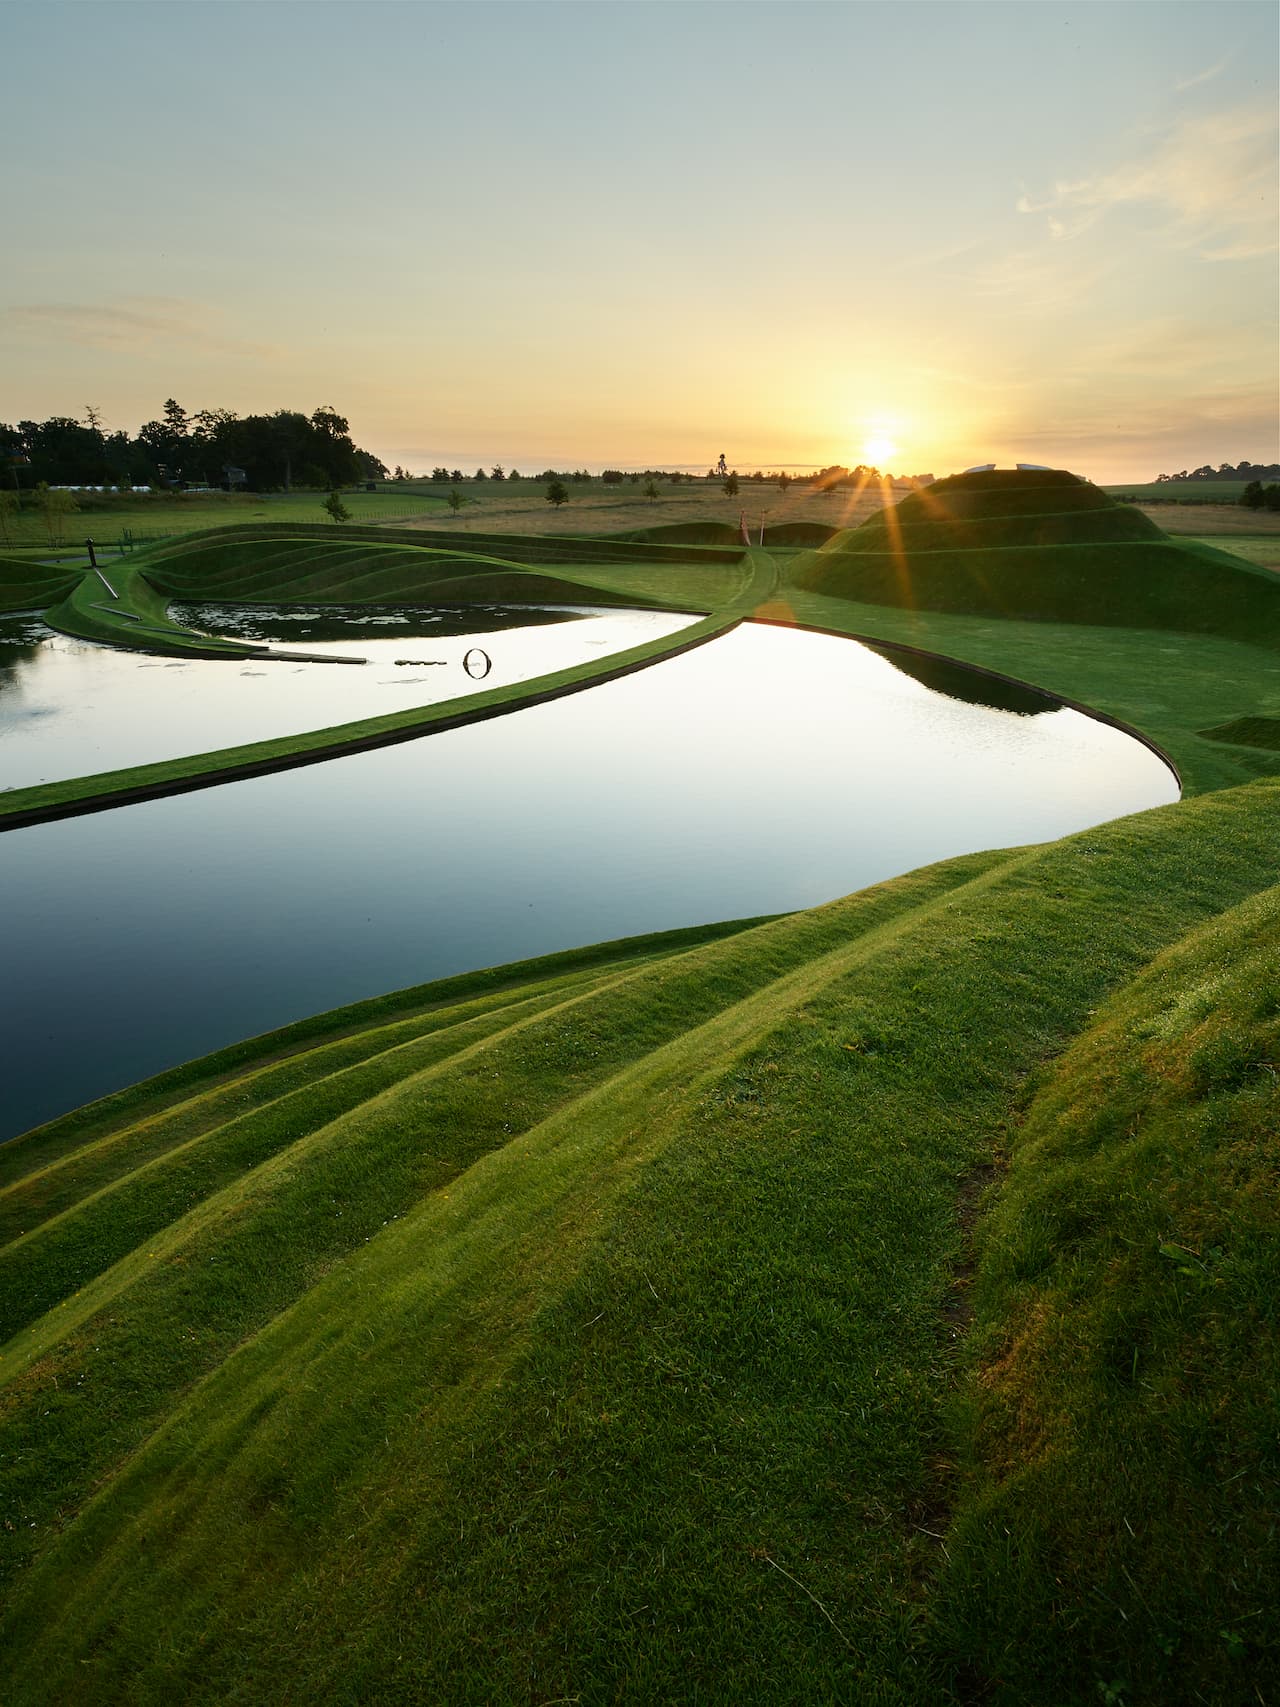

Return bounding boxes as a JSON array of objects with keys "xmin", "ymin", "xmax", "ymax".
[
  {"xmin": 0, "ymin": 604, "xmax": 691, "ymax": 790},
  {"xmin": 0, "ymin": 621, "xmax": 1177, "ymax": 1139}
]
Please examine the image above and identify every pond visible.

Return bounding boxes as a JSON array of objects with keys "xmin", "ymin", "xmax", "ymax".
[
  {"xmin": 0, "ymin": 604, "xmax": 692, "ymax": 790},
  {"xmin": 0, "ymin": 619, "xmax": 1177, "ymax": 1140}
]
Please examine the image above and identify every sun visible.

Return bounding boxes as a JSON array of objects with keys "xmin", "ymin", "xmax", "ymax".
[{"xmin": 861, "ymin": 433, "xmax": 899, "ymax": 469}]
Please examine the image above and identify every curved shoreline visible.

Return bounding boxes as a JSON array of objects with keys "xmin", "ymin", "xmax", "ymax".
[{"xmin": 0, "ymin": 585, "xmax": 1185, "ymax": 831}]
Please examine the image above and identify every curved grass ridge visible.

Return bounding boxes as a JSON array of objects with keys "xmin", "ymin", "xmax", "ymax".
[
  {"xmin": 1, "ymin": 783, "xmax": 1277, "ymax": 1703},
  {"xmin": 0, "ymin": 548, "xmax": 774, "ymax": 829},
  {"xmin": 940, "ymin": 883, "xmax": 1280, "ymax": 1702},
  {"xmin": 0, "ymin": 554, "xmax": 80, "ymax": 614}
]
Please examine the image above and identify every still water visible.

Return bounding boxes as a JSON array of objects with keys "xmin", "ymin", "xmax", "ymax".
[
  {"xmin": 0, "ymin": 621, "xmax": 1177, "ymax": 1139},
  {"xmin": 0, "ymin": 604, "xmax": 692, "ymax": 790}
]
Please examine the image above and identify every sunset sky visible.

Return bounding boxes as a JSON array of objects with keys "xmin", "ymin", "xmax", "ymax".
[{"xmin": 3, "ymin": 0, "xmax": 1276, "ymax": 483}]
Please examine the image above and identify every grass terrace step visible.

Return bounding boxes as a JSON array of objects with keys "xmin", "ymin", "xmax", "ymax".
[{"xmin": 1, "ymin": 783, "xmax": 1277, "ymax": 1701}]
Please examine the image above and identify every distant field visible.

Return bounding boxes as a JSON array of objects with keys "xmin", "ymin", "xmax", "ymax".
[
  {"xmin": 1104, "ymin": 480, "xmax": 1259, "ymax": 504},
  {"xmin": 1109, "ymin": 501, "xmax": 1280, "ymax": 571},
  {"xmin": 2, "ymin": 476, "xmax": 901, "ymax": 555},
  {"xmin": 384, "ymin": 473, "xmax": 900, "ymax": 538},
  {"xmin": 0, "ymin": 488, "xmax": 449, "ymax": 551}
]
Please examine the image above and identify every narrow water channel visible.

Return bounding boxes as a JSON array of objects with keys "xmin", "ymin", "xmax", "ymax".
[{"xmin": 0, "ymin": 620, "xmax": 1177, "ymax": 1140}]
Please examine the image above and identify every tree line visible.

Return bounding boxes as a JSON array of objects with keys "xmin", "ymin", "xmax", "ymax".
[
  {"xmin": 1, "ymin": 401, "xmax": 388, "ymax": 494},
  {"xmin": 1154, "ymin": 460, "xmax": 1280, "ymax": 483}
]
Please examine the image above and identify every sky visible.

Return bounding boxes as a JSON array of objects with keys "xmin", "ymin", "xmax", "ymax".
[{"xmin": 2, "ymin": 0, "xmax": 1277, "ymax": 483}]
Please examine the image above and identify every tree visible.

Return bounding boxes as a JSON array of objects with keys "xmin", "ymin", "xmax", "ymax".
[
  {"xmin": 310, "ymin": 405, "xmax": 349, "ymax": 439},
  {"xmin": 35, "ymin": 482, "xmax": 78, "ymax": 545},
  {"xmin": 723, "ymin": 471, "xmax": 739, "ymax": 497},
  {"xmin": 450, "ymin": 469, "xmax": 463, "ymax": 483},
  {"xmin": 323, "ymin": 489, "xmax": 351, "ymax": 523},
  {"xmin": 546, "ymin": 478, "xmax": 569, "ymax": 508},
  {"xmin": 490, "ymin": 465, "xmax": 505, "ymax": 481},
  {"xmin": 448, "ymin": 486, "xmax": 463, "ymax": 514},
  {"xmin": 716, "ymin": 452, "xmax": 728, "ymax": 477},
  {"xmin": 778, "ymin": 471, "xmax": 791, "ymax": 491},
  {"xmin": 84, "ymin": 404, "xmax": 103, "ymax": 432},
  {"xmin": 601, "ymin": 469, "xmax": 623, "ymax": 485},
  {"xmin": 0, "ymin": 488, "xmax": 17, "ymax": 544},
  {"xmin": 643, "ymin": 479, "xmax": 660, "ymax": 503},
  {"xmin": 474, "ymin": 467, "xmax": 487, "ymax": 481},
  {"xmin": 508, "ymin": 469, "xmax": 521, "ymax": 480},
  {"xmin": 162, "ymin": 398, "xmax": 189, "ymax": 441}
]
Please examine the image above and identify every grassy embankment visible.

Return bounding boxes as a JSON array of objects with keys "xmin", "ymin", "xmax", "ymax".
[
  {"xmin": 1101, "ymin": 481, "xmax": 1280, "ymax": 573},
  {"xmin": 0, "ymin": 528, "xmax": 763, "ymax": 826},
  {"xmin": 1, "ymin": 470, "xmax": 1278, "ymax": 1701}
]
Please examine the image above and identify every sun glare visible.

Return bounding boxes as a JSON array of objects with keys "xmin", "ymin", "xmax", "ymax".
[{"xmin": 862, "ymin": 434, "xmax": 899, "ymax": 468}]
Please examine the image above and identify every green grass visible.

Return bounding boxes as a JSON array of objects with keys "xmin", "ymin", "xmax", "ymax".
[
  {"xmin": 1103, "ymin": 480, "xmax": 1259, "ymax": 504},
  {"xmin": 938, "ymin": 883, "xmax": 1280, "ymax": 1702},
  {"xmin": 789, "ymin": 475, "xmax": 1277, "ymax": 648},
  {"xmin": 2, "ymin": 785, "xmax": 1278, "ymax": 1703},
  {"xmin": 0, "ymin": 547, "xmax": 770, "ymax": 826},
  {"xmin": 0, "ymin": 553, "xmax": 80, "ymax": 613},
  {"xmin": 0, "ymin": 488, "xmax": 449, "ymax": 549},
  {"xmin": 3, "ymin": 469, "xmax": 1280, "ymax": 1700}
]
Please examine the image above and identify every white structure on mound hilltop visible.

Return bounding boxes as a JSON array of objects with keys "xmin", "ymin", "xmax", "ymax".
[
  {"xmin": 1016, "ymin": 462, "xmax": 1053, "ymax": 471},
  {"xmin": 963, "ymin": 463, "xmax": 997, "ymax": 473}
]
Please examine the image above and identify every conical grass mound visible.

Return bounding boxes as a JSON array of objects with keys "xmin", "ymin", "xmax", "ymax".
[{"xmin": 790, "ymin": 468, "xmax": 1280, "ymax": 643}]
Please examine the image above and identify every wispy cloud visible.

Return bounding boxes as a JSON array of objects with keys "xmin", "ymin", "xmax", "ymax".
[
  {"xmin": 1173, "ymin": 56, "xmax": 1229, "ymax": 95},
  {"xmin": 970, "ymin": 244, "xmax": 1111, "ymax": 312},
  {"xmin": 3, "ymin": 298, "xmax": 276, "ymax": 358},
  {"xmin": 1015, "ymin": 103, "xmax": 1278, "ymax": 261}
]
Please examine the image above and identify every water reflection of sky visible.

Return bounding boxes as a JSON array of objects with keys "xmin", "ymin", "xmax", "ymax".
[
  {"xmin": 0, "ymin": 621, "xmax": 1178, "ymax": 1140},
  {"xmin": 0, "ymin": 605, "xmax": 692, "ymax": 790}
]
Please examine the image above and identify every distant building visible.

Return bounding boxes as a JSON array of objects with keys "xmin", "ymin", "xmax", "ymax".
[
  {"xmin": 1016, "ymin": 462, "xmax": 1053, "ymax": 472},
  {"xmin": 222, "ymin": 465, "xmax": 247, "ymax": 490},
  {"xmin": 963, "ymin": 463, "xmax": 996, "ymax": 473}
]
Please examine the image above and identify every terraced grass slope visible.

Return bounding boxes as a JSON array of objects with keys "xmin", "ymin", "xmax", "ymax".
[
  {"xmin": 133, "ymin": 525, "xmax": 752, "ymax": 620},
  {"xmin": 792, "ymin": 469, "xmax": 1280, "ymax": 645},
  {"xmin": 940, "ymin": 882, "xmax": 1280, "ymax": 1703},
  {"xmin": 0, "ymin": 553, "xmax": 79, "ymax": 613},
  {"xmin": 2, "ymin": 782, "xmax": 1277, "ymax": 1703}
]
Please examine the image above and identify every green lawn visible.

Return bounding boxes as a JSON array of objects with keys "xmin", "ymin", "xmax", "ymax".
[
  {"xmin": 0, "ymin": 486, "xmax": 449, "ymax": 550},
  {"xmin": 2, "ymin": 469, "xmax": 1278, "ymax": 1702},
  {"xmin": 1102, "ymin": 480, "xmax": 1260, "ymax": 504}
]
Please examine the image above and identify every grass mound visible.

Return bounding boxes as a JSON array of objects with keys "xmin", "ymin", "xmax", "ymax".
[
  {"xmin": 142, "ymin": 537, "xmax": 671, "ymax": 612},
  {"xmin": 0, "ymin": 555, "xmax": 79, "ymax": 613},
  {"xmin": 764, "ymin": 519, "xmax": 841, "ymax": 546},
  {"xmin": 790, "ymin": 471, "xmax": 1280, "ymax": 646},
  {"xmin": 141, "ymin": 521, "xmax": 747, "ymax": 570},
  {"xmin": 605, "ymin": 520, "xmax": 743, "ymax": 546},
  {"xmin": 2, "ymin": 779, "xmax": 1278, "ymax": 1701},
  {"xmin": 940, "ymin": 883, "xmax": 1280, "ymax": 1702},
  {"xmin": 1199, "ymin": 715, "xmax": 1280, "ymax": 751}
]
